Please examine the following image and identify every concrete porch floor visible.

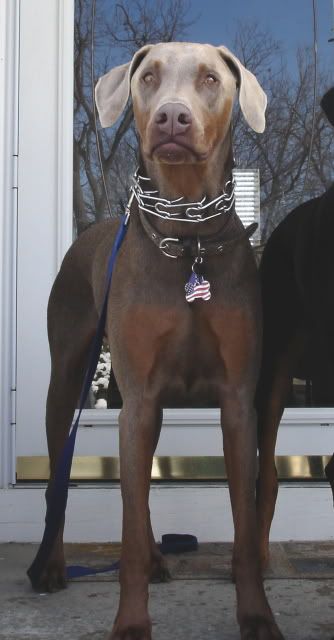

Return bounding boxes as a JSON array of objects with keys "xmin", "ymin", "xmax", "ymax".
[{"xmin": 1, "ymin": 542, "xmax": 334, "ymax": 639}]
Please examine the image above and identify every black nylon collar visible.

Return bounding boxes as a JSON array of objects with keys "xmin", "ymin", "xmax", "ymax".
[{"xmin": 139, "ymin": 209, "xmax": 258, "ymax": 259}]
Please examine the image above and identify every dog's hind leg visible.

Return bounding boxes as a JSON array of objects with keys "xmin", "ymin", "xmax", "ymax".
[
  {"xmin": 256, "ymin": 356, "xmax": 290, "ymax": 572},
  {"xmin": 147, "ymin": 407, "xmax": 171, "ymax": 583},
  {"xmin": 38, "ymin": 269, "xmax": 98, "ymax": 592},
  {"xmin": 256, "ymin": 333, "xmax": 304, "ymax": 571},
  {"xmin": 148, "ymin": 509, "xmax": 171, "ymax": 583}
]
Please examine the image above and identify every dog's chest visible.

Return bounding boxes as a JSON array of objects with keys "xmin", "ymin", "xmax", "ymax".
[
  {"xmin": 160, "ymin": 319, "xmax": 225, "ymax": 406},
  {"xmin": 110, "ymin": 234, "xmax": 258, "ymax": 404},
  {"xmin": 117, "ymin": 299, "xmax": 233, "ymax": 406}
]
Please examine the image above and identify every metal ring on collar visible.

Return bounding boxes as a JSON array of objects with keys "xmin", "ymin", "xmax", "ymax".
[{"xmin": 159, "ymin": 237, "xmax": 180, "ymax": 259}]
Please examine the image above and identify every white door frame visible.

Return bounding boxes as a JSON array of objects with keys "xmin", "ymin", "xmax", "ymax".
[
  {"xmin": 0, "ymin": 0, "xmax": 73, "ymax": 487},
  {"xmin": 15, "ymin": 0, "xmax": 73, "ymax": 461},
  {"xmin": 0, "ymin": 0, "xmax": 20, "ymax": 488}
]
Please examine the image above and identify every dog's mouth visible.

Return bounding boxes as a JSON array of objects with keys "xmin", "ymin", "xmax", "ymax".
[{"xmin": 151, "ymin": 139, "xmax": 208, "ymax": 164}]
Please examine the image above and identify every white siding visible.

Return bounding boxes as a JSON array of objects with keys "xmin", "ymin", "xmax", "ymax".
[{"xmin": 233, "ymin": 168, "xmax": 261, "ymax": 244}]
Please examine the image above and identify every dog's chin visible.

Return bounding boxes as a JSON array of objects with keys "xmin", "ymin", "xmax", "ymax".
[{"xmin": 150, "ymin": 142, "xmax": 208, "ymax": 165}]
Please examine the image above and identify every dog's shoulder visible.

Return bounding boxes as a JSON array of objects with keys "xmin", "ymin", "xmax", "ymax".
[{"xmin": 57, "ymin": 218, "xmax": 119, "ymax": 280}]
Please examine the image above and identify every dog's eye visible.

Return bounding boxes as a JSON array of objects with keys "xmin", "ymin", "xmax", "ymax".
[
  {"xmin": 204, "ymin": 73, "xmax": 218, "ymax": 85},
  {"xmin": 142, "ymin": 72, "xmax": 154, "ymax": 84}
]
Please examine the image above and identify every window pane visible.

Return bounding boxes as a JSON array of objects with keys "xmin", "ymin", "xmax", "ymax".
[{"xmin": 73, "ymin": 0, "xmax": 334, "ymax": 409}]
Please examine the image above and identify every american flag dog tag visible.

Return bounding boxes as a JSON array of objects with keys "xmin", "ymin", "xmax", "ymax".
[{"xmin": 185, "ymin": 268, "xmax": 211, "ymax": 303}]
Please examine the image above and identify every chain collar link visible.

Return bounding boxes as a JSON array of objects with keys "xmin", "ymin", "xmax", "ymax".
[{"xmin": 130, "ymin": 169, "xmax": 235, "ymax": 224}]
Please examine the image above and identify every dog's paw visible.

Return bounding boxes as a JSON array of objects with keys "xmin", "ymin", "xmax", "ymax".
[
  {"xmin": 240, "ymin": 615, "xmax": 285, "ymax": 640},
  {"xmin": 36, "ymin": 560, "xmax": 67, "ymax": 593},
  {"xmin": 109, "ymin": 616, "xmax": 152, "ymax": 640}
]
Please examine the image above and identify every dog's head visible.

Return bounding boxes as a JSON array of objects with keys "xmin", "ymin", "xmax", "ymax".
[
  {"xmin": 95, "ymin": 42, "xmax": 267, "ymax": 167},
  {"xmin": 321, "ymin": 87, "xmax": 334, "ymax": 128}
]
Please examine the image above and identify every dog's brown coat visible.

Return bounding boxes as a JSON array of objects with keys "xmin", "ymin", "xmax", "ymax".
[{"xmin": 38, "ymin": 43, "xmax": 283, "ymax": 640}]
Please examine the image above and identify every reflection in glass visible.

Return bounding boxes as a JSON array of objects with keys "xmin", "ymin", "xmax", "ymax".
[{"xmin": 73, "ymin": 1, "xmax": 334, "ymax": 409}]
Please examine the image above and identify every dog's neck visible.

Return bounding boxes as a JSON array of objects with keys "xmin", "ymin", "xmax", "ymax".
[
  {"xmin": 140, "ymin": 131, "xmax": 234, "ymax": 201},
  {"xmin": 137, "ymin": 132, "xmax": 235, "ymax": 237}
]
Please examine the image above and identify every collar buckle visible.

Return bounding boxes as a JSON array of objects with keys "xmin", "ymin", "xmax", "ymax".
[{"xmin": 159, "ymin": 237, "xmax": 181, "ymax": 259}]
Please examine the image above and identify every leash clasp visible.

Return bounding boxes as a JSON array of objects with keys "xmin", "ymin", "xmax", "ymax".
[{"xmin": 124, "ymin": 190, "xmax": 135, "ymax": 224}]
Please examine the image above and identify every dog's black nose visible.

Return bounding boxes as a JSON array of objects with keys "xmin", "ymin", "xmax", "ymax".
[{"xmin": 155, "ymin": 102, "xmax": 192, "ymax": 135}]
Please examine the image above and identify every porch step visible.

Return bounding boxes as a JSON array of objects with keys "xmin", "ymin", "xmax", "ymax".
[{"xmin": 58, "ymin": 541, "xmax": 334, "ymax": 582}]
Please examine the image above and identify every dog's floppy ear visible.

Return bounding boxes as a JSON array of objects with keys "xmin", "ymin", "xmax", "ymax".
[
  {"xmin": 95, "ymin": 44, "xmax": 153, "ymax": 128},
  {"xmin": 218, "ymin": 45, "xmax": 267, "ymax": 133}
]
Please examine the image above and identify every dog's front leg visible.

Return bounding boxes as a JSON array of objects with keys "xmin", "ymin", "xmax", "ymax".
[
  {"xmin": 110, "ymin": 399, "xmax": 160, "ymax": 640},
  {"xmin": 221, "ymin": 386, "xmax": 284, "ymax": 640}
]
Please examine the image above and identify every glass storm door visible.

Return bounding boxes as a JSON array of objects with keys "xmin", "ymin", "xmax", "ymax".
[{"xmin": 15, "ymin": 0, "xmax": 334, "ymax": 486}]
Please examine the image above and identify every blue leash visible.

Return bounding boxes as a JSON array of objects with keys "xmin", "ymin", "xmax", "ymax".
[
  {"xmin": 27, "ymin": 212, "xmax": 198, "ymax": 587},
  {"xmin": 27, "ymin": 215, "xmax": 129, "ymax": 588},
  {"xmin": 66, "ymin": 534, "xmax": 198, "ymax": 579}
]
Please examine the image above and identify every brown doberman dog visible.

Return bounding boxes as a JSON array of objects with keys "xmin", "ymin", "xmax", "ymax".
[
  {"xmin": 38, "ymin": 43, "xmax": 284, "ymax": 640},
  {"xmin": 256, "ymin": 88, "xmax": 334, "ymax": 571}
]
